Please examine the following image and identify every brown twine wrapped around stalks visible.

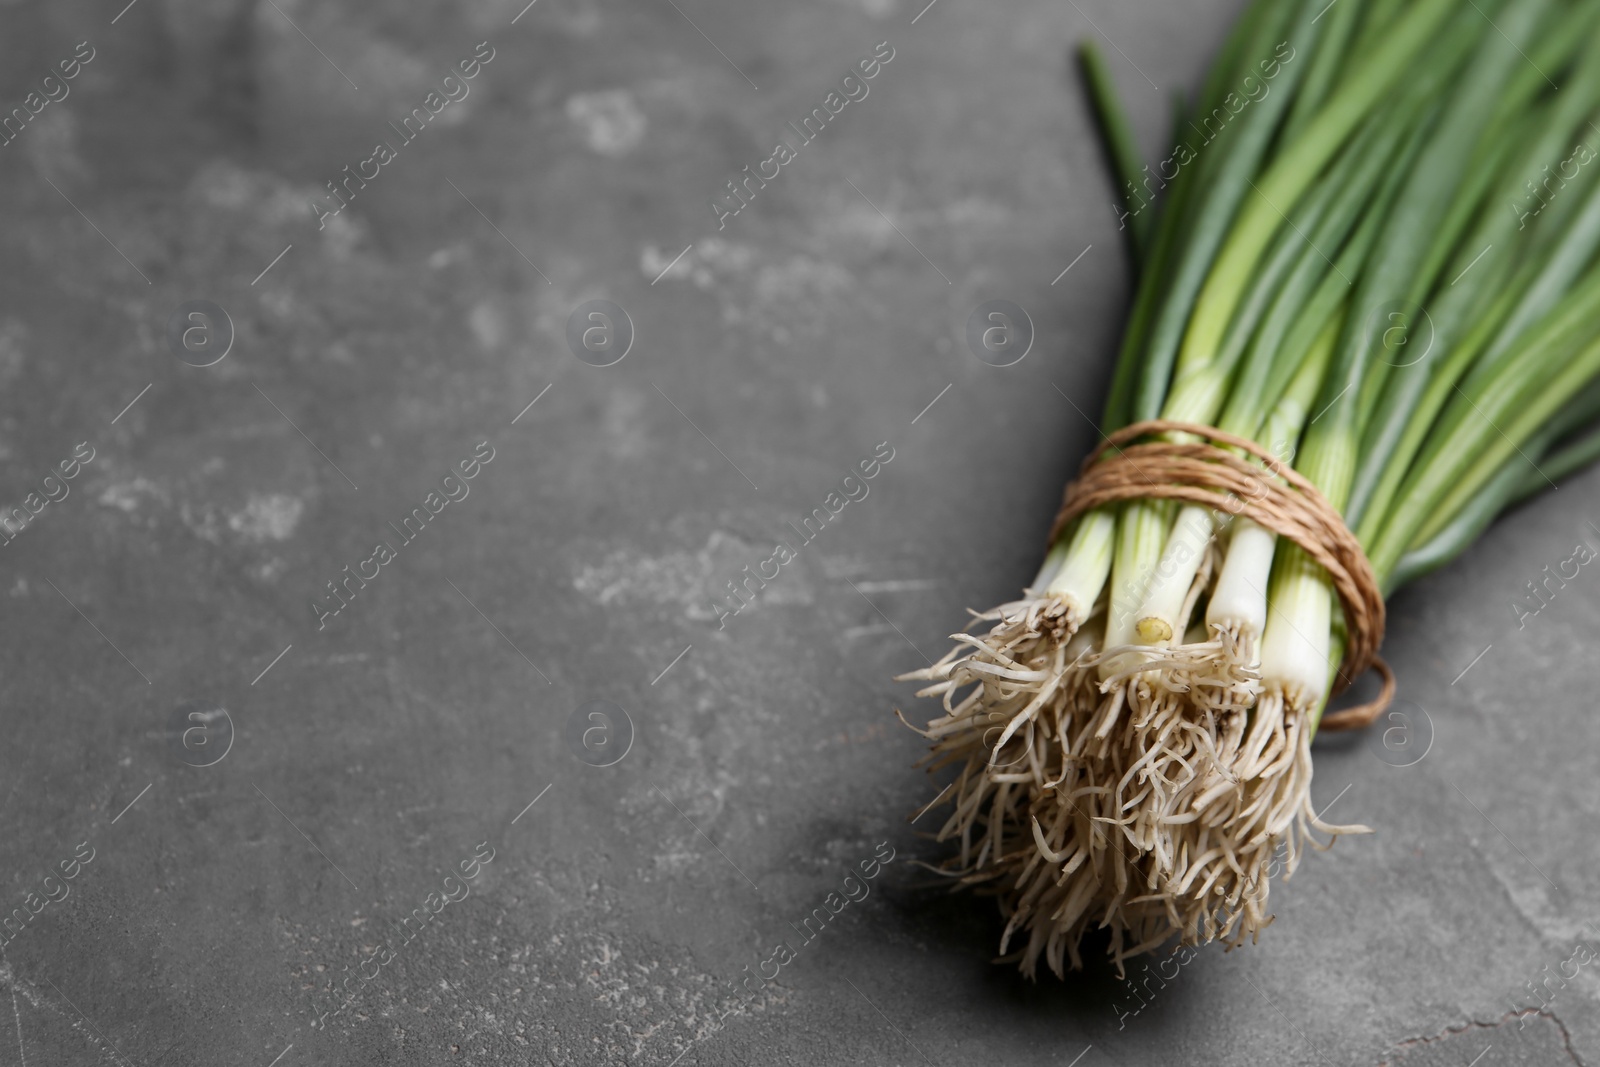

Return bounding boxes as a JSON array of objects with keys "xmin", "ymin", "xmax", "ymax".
[
  {"xmin": 899, "ymin": 420, "xmax": 1391, "ymax": 977},
  {"xmin": 1053, "ymin": 420, "xmax": 1393, "ymax": 728}
]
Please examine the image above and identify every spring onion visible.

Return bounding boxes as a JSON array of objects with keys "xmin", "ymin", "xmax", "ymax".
[{"xmin": 901, "ymin": 0, "xmax": 1600, "ymax": 977}]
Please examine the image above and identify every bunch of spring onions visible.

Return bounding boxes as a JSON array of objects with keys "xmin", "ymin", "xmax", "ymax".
[{"xmin": 901, "ymin": 0, "xmax": 1600, "ymax": 978}]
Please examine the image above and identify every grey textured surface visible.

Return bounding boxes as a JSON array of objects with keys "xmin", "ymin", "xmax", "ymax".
[{"xmin": 0, "ymin": 0, "xmax": 1597, "ymax": 1064}]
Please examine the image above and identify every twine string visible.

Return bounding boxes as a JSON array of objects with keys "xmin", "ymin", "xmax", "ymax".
[{"xmin": 1049, "ymin": 419, "xmax": 1391, "ymax": 731}]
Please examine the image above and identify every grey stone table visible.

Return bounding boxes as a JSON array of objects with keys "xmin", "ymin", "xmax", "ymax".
[{"xmin": 0, "ymin": 0, "xmax": 1594, "ymax": 1063}]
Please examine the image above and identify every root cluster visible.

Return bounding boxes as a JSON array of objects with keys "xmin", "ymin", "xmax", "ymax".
[{"xmin": 899, "ymin": 594, "xmax": 1367, "ymax": 978}]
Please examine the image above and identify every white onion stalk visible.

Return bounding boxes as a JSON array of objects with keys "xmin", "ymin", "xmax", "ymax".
[
  {"xmin": 1127, "ymin": 358, "xmax": 1234, "ymax": 648},
  {"xmin": 1208, "ymin": 315, "xmax": 1336, "ymax": 662},
  {"xmin": 1134, "ymin": 503, "xmax": 1218, "ymax": 644},
  {"xmin": 1038, "ymin": 509, "xmax": 1115, "ymax": 614},
  {"xmin": 1207, "ymin": 517, "xmax": 1274, "ymax": 645},
  {"xmin": 1258, "ymin": 547, "xmax": 1332, "ymax": 712},
  {"xmin": 1100, "ymin": 499, "xmax": 1171, "ymax": 676}
]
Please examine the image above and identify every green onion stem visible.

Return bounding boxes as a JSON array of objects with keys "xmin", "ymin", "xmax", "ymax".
[
  {"xmin": 1125, "ymin": 0, "xmax": 1313, "ymax": 421},
  {"xmin": 1078, "ymin": 40, "xmax": 1152, "ymax": 266},
  {"xmin": 1178, "ymin": 0, "xmax": 1461, "ymax": 423},
  {"xmin": 1390, "ymin": 378, "xmax": 1600, "ymax": 589},
  {"xmin": 1368, "ymin": 272, "xmax": 1600, "ymax": 577},
  {"xmin": 1277, "ymin": 0, "xmax": 1364, "ymax": 148},
  {"xmin": 1098, "ymin": 0, "xmax": 1276, "ymax": 432}
]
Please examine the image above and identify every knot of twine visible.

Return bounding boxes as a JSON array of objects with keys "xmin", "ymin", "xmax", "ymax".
[{"xmin": 1049, "ymin": 419, "xmax": 1392, "ymax": 732}]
